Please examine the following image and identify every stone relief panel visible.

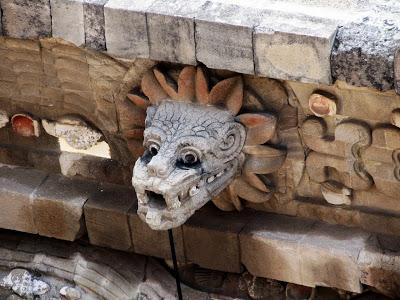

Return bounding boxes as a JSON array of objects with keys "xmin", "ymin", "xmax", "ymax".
[
  {"xmin": 289, "ymin": 81, "xmax": 400, "ymax": 221},
  {"xmin": 1, "ymin": 37, "xmax": 400, "ymax": 235}
]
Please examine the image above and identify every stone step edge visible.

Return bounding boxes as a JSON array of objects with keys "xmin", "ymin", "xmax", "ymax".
[
  {"xmin": 0, "ymin": 163, "xmax": 399, "ymax": 297},
  {"xmin": 0, "ymin": 0, "xmax": 399, "ymax": 91}
]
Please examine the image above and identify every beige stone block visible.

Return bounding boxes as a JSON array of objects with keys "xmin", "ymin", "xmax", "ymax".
[
  {"xmin": 183, "ymin": 205, "xmax": 253, "ymax": 273},
  {"xmin": 33, "ymin": 174, "xmax": 98, "ymax": 241},
  {"xmin": 84, "ymin": 184, "xmax": 136, "ymax": 251},
  {"xmin": 358, "ymin": 234, "xmax": 400, "ymax": 298},
  {"xmin": 128, "ymin": 209, "xmax": 185, "ymax": 262},
  {"xmin": 240, "ymin": 213, "xmax": 315, "ymax": 284},
  {"xmin": 298, "ymin": 223, "xmax": 366, "ymax": 292},
  {"xmin": 0, "ymin": 165, "xmax": 47, "ymax": 234}
]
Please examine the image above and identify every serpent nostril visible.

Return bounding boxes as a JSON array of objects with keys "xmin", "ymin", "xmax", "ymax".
[{"xmin": 148, "ymin": 166, "xmax": 156, "ymax": 176}]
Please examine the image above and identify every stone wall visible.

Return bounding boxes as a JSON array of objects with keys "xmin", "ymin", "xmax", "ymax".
[{"xmin": 0, "ymin": 1, "xmax": 400, "ymax": 298}]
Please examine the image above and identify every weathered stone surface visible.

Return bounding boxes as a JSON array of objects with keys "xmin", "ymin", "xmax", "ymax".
[
  {"xmin": 183, "ymin": 205, "xmax": 251, "ymax": 273},
  {"xmin": 32, "ymin": 174, "xmax": 98, "ymax": 241},
  {"xmin": 395, "ymin": 49, "xmax": 400, "ymax": 95},
  {"xmin": 331, "ymin": 17, "xmax": 400, "ymax": 91},
  {"xmin": 83, "ymin": 0, "xmax": 108, "ymax": 51},
  {"xmin": 240, "ymin": 213, "xmax": 315, "ymax": 286},
  {"xmin": 0, "ymin": 0, "xmax": 51, "ymax": 39},
  {"xmin": 104, "ymin": 0, "xmax": 155, "ymax": 59},
  {"xmin": 147, "ymin": 0, "xmax": 206, "ymax": 64},
  {"xmin": 195, "ymin": 2, "xmax": 259, "ymax": 74},
  {"xmin": 129, "ymin": 210, "xmax": 185, "ymax": 261},
  {"xmin": 50, "ymin": 0, "xmax": 85, "ymax": 46},
  {"xmin": 358, "ymin": 234, "xmax": 400, "ymax": 298},
  {"xmin": 0, "ymin": 165, "xmax": 47, "ymax": 234},
  {"xmin": 84, "ymin": 184, "xmax": 135, "ymax": 251},
  {"xmin": 298, "ymin": 223, "xmax": 366, "ymax": 292},
  {"xmin": 241, "ymin": 213, "xmax": 369, "ymax": 293},
  {"xmin": 254, "ymin": 15, "xmax": 337, "ymax": 84}
]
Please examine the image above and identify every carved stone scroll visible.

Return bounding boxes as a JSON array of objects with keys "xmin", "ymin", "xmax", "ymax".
[{"xmin": 302, "ymin": 118, "xmax": 373, "ymax": 204}]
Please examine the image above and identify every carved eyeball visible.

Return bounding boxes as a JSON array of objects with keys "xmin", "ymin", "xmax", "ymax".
[
  {"xmin": 148, "ymin": 142, "xmax": 160, "ymax": 156},
  {"xmin": 181, "ymin": 149, "xmax": 200, "ymax": 167}
]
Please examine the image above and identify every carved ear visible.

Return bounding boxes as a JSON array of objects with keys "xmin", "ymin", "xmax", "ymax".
[
  {"xmin": 154, "ymin": 68, "xmax": 179, "ymax": 100},
  {"xmin": 127, "ymin": 94, "xmax": 150, "ymax": 110},
  {"xmin": 231, "ymin": 177, "xmax": 274, "ymax": 204},
  {"xmin": 236, "ymin": 113, "xmax": 277, "ymax": 145},
  {"xmin": 177, "ymin": 66, "xmax": 196, "ymax": 102},
  {"xmin": 195, "ymin": 67, "xmax": 210, "ymax": 104},
  {"xmin": 141, "ymin": 70, "xmax": 168, "ymax": 104},
  {"xmin": 209, "ymin": 76, "xmax": 243, "ymax": 115}
]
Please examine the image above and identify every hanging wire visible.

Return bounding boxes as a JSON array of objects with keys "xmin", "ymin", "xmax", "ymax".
[{"xmin": 168, "ymin": 229, "xmax": 183, "ymax": 300}]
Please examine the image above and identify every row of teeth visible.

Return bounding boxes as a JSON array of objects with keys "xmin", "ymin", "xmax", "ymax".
[{"xmin": 137, "ymin": 168, "xmax": 228, "ymax": 209}]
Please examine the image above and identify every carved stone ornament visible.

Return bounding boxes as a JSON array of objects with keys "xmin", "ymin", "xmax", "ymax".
[{"xmin": 129, "ymin": 66, "xmax": 285, "ymax": 230}]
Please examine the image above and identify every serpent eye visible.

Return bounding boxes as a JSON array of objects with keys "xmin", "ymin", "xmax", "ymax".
[
  {"xmin": 181, "ymin": 149, "xmax": 200, "ymax": 167},
  {"xmin": 148, "ymin": 143, "xmax": 159, "ymax": 156}
]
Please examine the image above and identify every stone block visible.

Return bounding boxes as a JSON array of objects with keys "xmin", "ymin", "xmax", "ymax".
[
  {"xmin": 240, "ymin": 213, "xmax": 315, "ymax": 285},
  {"xmin": 50, "ymin": 0, "xmax": 85, "ymax": 46},
  {"xmin": 0, "ymin": 0, "xmax": 51, "ymax": 38},
  {"xmin": 104, "ymin": 0, "xmax": 155, "ymax": 59},
  {"xmin": 32, "ymin": 174, "xmax": 98, "ymax": 241},
  {"xmin": 358, "ymin": 234, "xmax": 400, "ymax": 298},
  {"xmin": 395, "ymin": 49, "xmax": 400, "ymax": 95},
  {"xmin": 83, "ymin": 0, "xmax": 108, "ymax": 51},
  {"xmin": 84, "ymin": 184, "xmax": 136, "ymax": 251},
  {"xmin": 298, "ymin": 223, "xmax": 366, "ymax": 292},
  {"xmin": 195, "ymin": 1, "xmax": 259, "ymax": 75},
  {"xmin": 128, "ymin": 209, "xmax": 185, "ymax": 262},
  {"xmin": 183, "ymin": 204, "xmax": 252, "ymax": 273},
  {"xmin": 254, "ymin": 16, "xmax": 337, "ymax": 84},
  {"xmin": 331, "ymin": 17, "xmax": 400, "ymax": 91},
  {"xmin": 0, "ymin": 165, "xmax": 47, "ymax": 234},
  {"xmin": 147, "ymin": 0, "xmax": 206, "ymax": 64}
]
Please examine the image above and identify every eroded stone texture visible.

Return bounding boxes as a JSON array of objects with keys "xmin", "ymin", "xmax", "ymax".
[
  {"xmin": 331, "ymin": 17, "xmax": 400, "ymax": 91},
  {"xmin": 0, "ymin": 165, "xmax": 47, "ymax": 234},
  {"xmin": 84, "ymin": 184, "xmax": 135, "ymax": 251},
  {"xmin": 240, "ymin": 213, "xmax": 366, "ymax": 293},
  {"xmin": 183, "ymin": 204, "xmax": 252, "ymax": 273},
  {"xmin": 83, "ymin": 0, "xmax": 108, "ymax": 51},
  {"xmin": 104, "ymin": 0, "xmax": 155, "ymax": 59},
  {"xmin": 50, "ymin": 0, "xmax": 85, "ymax": 46},
  {"xmin": 129, "ymin": 209, "xmax": 186, "ymax": 261},
  {"xmin": 32, "ymin": 174, "xmax": 99, "ymax": 241},
  {"xmin": 147, "ymin": 0, "xmax": 206, "ymax": 64},
  {"xmin": 195, "ymin": 2, "xmax": 259, "ymax": 74},
  {"xmin": 0, "ymin": 0, "xmax": 51, "ymax": 39},
  {"xmin": 395, "ymin": 49, "xmax": 400, "ymax": 95},
  {"xmin": 254, "ymin": 14, "xmax": 337, "ymax": 84}
]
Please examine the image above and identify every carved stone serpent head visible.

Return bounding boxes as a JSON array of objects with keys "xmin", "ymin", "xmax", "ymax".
[{"xmin": 128, "ymin": 66, "xmax": 285, "ymax": 230}]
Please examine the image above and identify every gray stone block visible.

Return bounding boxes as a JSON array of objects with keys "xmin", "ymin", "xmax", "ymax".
[
  {"xmin": 395, "ymin": 49, "xmax": 400, "ymax": 95},
  {"xmin": 254, "ymin": 14, "xmax": 337, "ymax": 84},
  {"xmin": 84, "ymin": 184, "xmax": 136, "ymax": 251},
  {"xmin": 0, "ymin": 165, "xmax": 48, "ymax": 234},
  {"xmin": 331, "ymin": 17, "xmax": 400, "ymax": 91},
  {"xmin": 147, "ymin": 0, "xmax": 206, "ymax": 64},
  {"xmin": 195, "ymin": 1, "xmax": 262, "ymax": 75},
  {"xmin": 33, "ymin": 174, "xmax": 99, "ymax": 241},
  {"xmin": 83, "ymin": 0, "xmax": 108, "ymax": 51},
  {"xmin": 0, "ymin": 0, "xmax": 51, "ymax": 38},
  {"xmin": 50, "ymin": 0, "xmax": 85, "ymax": 46},
  {"xmin": 104, "ymin": 0, "xmax": 155, "ymax": 59}
]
